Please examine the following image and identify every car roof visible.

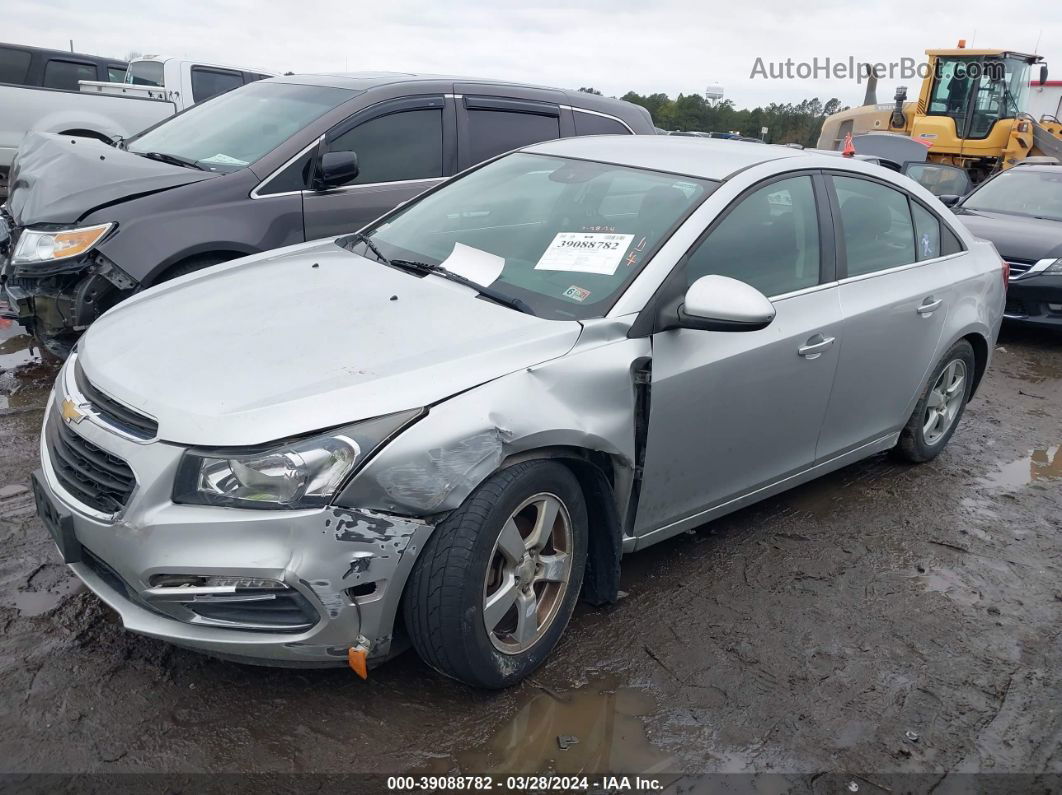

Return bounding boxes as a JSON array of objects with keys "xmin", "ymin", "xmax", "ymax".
[
  {"xmin": 272, "ymin": 71, "xmax": 576, "ymax": 94},
  {"xmin": 522, "ymin": 135, "xmax": 845, "ymax": 181}
]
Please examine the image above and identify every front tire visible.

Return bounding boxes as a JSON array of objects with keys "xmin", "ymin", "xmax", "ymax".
[
  {"xmin": 403, "ymin": 461, "xmax": 588, "ymax": 689},
  {"xmin": 893, "ymin": 340, "xmax": 975, "ymax": 463}
]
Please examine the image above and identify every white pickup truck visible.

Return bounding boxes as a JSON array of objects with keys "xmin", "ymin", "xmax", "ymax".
[{"xmin": 0, "ymin": 54, "xmax": 274, "ymax": 197}]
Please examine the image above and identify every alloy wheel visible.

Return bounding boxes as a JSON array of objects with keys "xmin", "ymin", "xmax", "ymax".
[
  {"xmin": 923, "ymin": 359, "xmax": 967, "ymax": 445},
  {"xmin": 482, "ymin": 492, "xmax": 574, "ymax": 654}
]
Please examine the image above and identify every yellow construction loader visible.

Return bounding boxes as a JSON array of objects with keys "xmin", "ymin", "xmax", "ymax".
[{"xmin": 818, "ymin": 43, "xmax": 1062, "ymax": 182}]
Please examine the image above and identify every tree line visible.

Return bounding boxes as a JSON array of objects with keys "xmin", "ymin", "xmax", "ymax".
[{"xmin": 578, "ymin": 88, "xmax": 850, "ymax": 147}]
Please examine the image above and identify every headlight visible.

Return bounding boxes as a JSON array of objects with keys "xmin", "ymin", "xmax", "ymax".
[
  {"xmin": 173, "ymin": 409, "xmax": 423, "ymax": 509},
  {"xmin": 1043, "ymin": 258, "xmax": 1062, "ymax": 275},
  {"xmin": 12, "ymin": 223, "xmax": 114, "ymax": 264}
]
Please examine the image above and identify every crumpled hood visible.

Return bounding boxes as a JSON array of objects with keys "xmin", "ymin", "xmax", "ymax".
[
  {"xmin": 79, "ymin": 241, "xmax": 583, "ymax": 446},
  {"xmin": 8, "ymin": 132, "xmax": 217, "ymax": 226},
  {"xmin": 956, "ymin": 208, "xmax": 1062, "ymax": 262}
]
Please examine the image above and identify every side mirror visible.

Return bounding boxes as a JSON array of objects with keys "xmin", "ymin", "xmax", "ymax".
[
  {"xmin": 1040, "ymin": 64, "xmax": 1049, "ymax": 86},
  {"xmin": 314, "ymin": 150, "xmax": 359, "ymax": 191},
  {"xmin": 676, "ymin": 275, "xmax": 775, "ymax": 332},
  {"xmin": 938, "ymin": 194, "xmax": 962, "ymax": 207}
]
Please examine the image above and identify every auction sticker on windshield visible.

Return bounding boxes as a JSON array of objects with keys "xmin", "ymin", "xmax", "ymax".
[{"xmin": 535, "ymin": 232, "xmax": 634, "ymax": 275}]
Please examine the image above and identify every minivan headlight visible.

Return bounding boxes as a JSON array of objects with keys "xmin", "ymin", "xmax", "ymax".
[
  {"xmin": 1043, "ymin": 258, "xmax": 1062, "ymax": 274},
  {"xmin": 173, "ymin": 409, "xmax": 422, "ymax": 509},
  {"xmin": 12, "ymin": 223, "xmax": 114, "ymax": 264}
]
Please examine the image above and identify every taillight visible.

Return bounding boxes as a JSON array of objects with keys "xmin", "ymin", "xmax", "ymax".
[{"xmin": 1001, "ymin": 259, "xmax": 1010, "ymax": 286}]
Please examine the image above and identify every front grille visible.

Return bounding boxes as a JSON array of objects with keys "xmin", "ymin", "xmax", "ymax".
[
  {"xmin": 46, "ymin": 411, "xmax": 136, "ymax": 514},
  {"xmin": 1007, "ymin": 258, "xmax": 1036, "ymax": 280},
  {"xmin": 74, "ymin": 361, "xmax": 158, "ymax": 439}
]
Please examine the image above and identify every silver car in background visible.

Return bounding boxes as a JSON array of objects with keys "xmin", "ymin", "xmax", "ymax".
[{"xmin": 32, "ymin": 136, "xmax": 1005, "ymax": 688}]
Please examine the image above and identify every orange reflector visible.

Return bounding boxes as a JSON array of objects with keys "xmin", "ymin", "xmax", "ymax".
[
  {"xmin": 347, "ymin": 646, "xmax": 368, "ymax": 679},
  {"xmin": 957, "ymin": 39, "xmax": 966, "ymax": 48}
]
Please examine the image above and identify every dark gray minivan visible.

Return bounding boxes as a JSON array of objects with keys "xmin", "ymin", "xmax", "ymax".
[{"xmin": 0, "ymin": 72, "xmax": 654, "ymax": 355}]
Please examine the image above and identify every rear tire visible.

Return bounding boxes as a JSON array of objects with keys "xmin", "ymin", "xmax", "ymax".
[
  {"xmin": 892, "ymin": 340, "xmax": 975, "ymax": 463},
  {"xmin": 403, "ymin": 461, "xmax": 588, "ymax": 689}
]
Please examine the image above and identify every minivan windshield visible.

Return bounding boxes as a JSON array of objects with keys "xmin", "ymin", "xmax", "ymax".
[
  {"xmin": 352, "ymin": 153, "xmax": 715, "ymax": 320},
  {"xmin": 962, "ymin": 169, "xmax": 1062, "ymax": 222},
  {"xmin": 127, "ymin": 81, "xmax": 353, "ymax": 172}
]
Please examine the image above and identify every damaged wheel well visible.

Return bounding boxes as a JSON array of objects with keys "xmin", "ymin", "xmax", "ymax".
[{"xmin": 500, "ymin": 447, "xmax": 623, "ymax": 606}]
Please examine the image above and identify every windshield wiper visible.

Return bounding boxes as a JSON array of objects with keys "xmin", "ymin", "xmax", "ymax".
[
  {"xmin": 138, "ymin": 151, "xmax": 205, "ymax": 171},
  {"xmin": 344, "ymin": 233, "xmax": 534, "ymax": 315}
]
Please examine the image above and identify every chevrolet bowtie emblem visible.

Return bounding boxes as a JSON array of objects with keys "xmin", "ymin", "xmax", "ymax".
[{"xmin": 60, "ymin": 399, "xmax": 85, "ymax": 424}]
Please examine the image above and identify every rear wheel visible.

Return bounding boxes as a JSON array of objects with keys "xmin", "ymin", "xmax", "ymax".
[
  {"xmin": 403, "ymin": 461, "xmax": 588, "ymax": 689},
  {"xmin": 893, "ymin": 340, "xmax": 975, "ymax": 463}
]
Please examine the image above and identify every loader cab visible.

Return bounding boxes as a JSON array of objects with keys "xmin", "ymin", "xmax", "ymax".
[{"xmin": 918, "ymin": 51, "xmax": 1038, "ymax": 143}]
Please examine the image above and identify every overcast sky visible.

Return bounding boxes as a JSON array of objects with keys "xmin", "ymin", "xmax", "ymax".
[{"xmin": 6, "ymin": 0, "xmax": 1061, "ymax": 108}]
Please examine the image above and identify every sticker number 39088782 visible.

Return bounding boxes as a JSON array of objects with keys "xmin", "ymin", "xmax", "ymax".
[{"xmin": 535, "ymin": 232, "xmax": 635, "ymax": 276}]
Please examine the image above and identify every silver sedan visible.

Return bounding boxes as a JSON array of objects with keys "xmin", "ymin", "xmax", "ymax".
[{"xmin": 33, "ymin": 136, "xmax": 1005, "ymax": 687}]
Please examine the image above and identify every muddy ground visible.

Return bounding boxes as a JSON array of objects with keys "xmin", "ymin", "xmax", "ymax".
[{"xmin": 0, "ymin": 318, "xmax": 1059, "ymax": 788}]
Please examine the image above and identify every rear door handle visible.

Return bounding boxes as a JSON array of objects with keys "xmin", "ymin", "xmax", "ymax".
[
  {"xmin": 917, "ymin": 297, "xmax": 943, "ymax": 316},
  {"xmin": 798, "ymin": 335, "xmax": 835, "ymax": 359}
]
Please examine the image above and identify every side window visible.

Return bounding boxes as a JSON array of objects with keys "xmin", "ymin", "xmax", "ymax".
[
  {"xmin": 243, "ymin": 72, "xmax": 270, "ymax": 84},
  {"xmin": 329, "ymin": 109, "xmax": 443, "ymax": 185},
  {"xmin": 941, "ymin": 224, "xmax": 964, "ymax": 256},
  {"xmin": 190, "ymin": 68, "xmax": 244, "ymax": 102},
  {"xmin": 466, "ymin": 109, "xmax": 560, "ymax": 164},
  {"xmin": 43, "ymin": 59, "xmax": 97, "ymax": 90},
  {"xmin": 685, "ymin": 175, "xmax": 821, "ymax": 297},
  {"xmin": 574, "ymin": 111, "xmax": 631, "ymax": 136},
  {"xmin": 107, "ymin": 66, "xmax": 126, "ymax": 83},
  {"xmin": 910, "ymin": 201, "xmax": 942, "ymax": 261},
  {"xmin": 0, "ymin": 47, "xmax": 32, "ymax": 85},
  {"xmin": 834, "ymin": 176, "xmax": 916, "ymax": 276}
]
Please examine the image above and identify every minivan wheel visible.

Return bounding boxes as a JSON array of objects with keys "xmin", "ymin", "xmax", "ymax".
[
  {"xmin": 403, "ymin": 461, "xmax": 588, "ymax": 689},
  {"xmin": 893, "ymin": 340, "xmax": 976, "ymax": 463}
]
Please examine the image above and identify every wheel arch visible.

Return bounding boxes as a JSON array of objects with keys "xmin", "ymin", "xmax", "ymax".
[
  {"xmin": 962, "ymin": 331, "xmax": 990, "ymax": 398},
  {"xmin": 499, "ymin": 447, "xmax": 624, "ymax": 606},
  {"xmin": 145, "ymin": 245, "xmax": 257, "ymax": 285}
]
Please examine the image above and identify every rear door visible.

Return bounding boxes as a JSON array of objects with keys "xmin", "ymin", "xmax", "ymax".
[
  {"xmin": 816, "ymin": 172, "xmax": 964, "ymax": 459},
  {"xmin": 454, "ymin": 83, "xmax": 574, "ymax": 171},
  {"xmin": 302, "ymin": 94, "xmax": 457, "ymax": 239}
]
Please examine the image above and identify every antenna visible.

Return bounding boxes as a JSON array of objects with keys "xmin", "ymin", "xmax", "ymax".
[{"xmin": 1034, "ymin": 28, "xmax": 1043, "ymax": 55}]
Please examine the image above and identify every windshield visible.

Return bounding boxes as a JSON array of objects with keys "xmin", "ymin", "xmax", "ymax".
[
  {"xmin": 127, "ymin": 81, "xmax": 353, "ymax": 172},
  {"xmin": 962, "ymin": 169, "xmax": 1062, "ymax": 221},
  {"xmin": 354, "ymin": 153, "xmax": 715, "ymax": 320}
]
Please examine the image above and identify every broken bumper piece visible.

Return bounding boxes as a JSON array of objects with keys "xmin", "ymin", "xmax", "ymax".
[{"xmin": 37, "ymin": 396, "xmax": 432, "ymax": 666}]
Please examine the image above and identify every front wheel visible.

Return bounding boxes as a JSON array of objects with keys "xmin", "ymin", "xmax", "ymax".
[
  {"xmin": 403, "ymin": 461, "xmax": 588, "ymax": 688},
  {"xmin": 892, "ymin": 340, "xmax": 975, "ymax": 463}
]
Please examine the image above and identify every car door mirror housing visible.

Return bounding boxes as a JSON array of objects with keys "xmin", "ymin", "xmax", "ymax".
[
  {"xmin": 937, "ymin": 194, "xmax": 962, "ymax": 207},
  {"xmin": 314, "ymin": 151, "xmax": 359, "ymax": 190},
  {"xmin": 676, "ymin": 275, "xmax": 776, "ymax": 332}
]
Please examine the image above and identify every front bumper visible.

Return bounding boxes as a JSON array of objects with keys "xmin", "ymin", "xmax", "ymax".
[
  {"xmin": 1, "ymin": 246, "xmax": 137, "ymax": 358},
  {"xmin": 36, "ymin": 358, "xmax": 433, "ymax": 665},
  {"xmin": 1004, "ymin": 273, "xmax": 1062, "ymax": 329}
]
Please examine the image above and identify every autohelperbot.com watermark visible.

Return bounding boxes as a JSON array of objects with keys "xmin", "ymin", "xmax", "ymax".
[{"xmin": 750, "ymin": 56, "xmax": 1004, "ymax": 83}]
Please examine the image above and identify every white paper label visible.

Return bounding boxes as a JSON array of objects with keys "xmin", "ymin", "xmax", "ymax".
[
  {"xmin": 200, "ymin": 153, "xmax": 249, "ymax": 166},
  {"xmin": 441, "ymin": 242, "xmax": 505, "ymax": 285},
  {"xmin": 534, "ymin": 233, "xmax": 634, "ymax": 276}
]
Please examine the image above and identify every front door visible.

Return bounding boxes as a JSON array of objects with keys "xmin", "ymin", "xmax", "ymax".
[
  {"xmin": 302, "ymin": 94, "xmax": 456, "ymax": 239},
  {"xmin": 633, "ymin": 173, "xmax": 842, "ymax": 536}
]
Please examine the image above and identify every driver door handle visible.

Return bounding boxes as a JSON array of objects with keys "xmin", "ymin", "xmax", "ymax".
[
  {"xmin": 798, "ymin": 335, "xmax": 835, "ymax": 359},
  {"xmin": 917, "ymin": 297, "xmax": 944, "ymax": 316}
]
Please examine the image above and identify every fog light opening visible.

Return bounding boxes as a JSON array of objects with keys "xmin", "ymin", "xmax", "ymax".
[{"xmin": 346, "ymin": 582, "xmax": 378, "ymax": 599}]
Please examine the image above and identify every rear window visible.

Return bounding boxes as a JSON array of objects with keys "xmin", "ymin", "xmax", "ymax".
[
  {"xmin": 127, "ymin": 60, "xmax": 164, "ymax": 86},
  {"xmin": 190, "ymin": 67, "xmax": 244, "ymax": 103},
  {"xmin": 0, "ymin": 46, "xmax": 31, "ymax": 85},
  {"xmin": 574, "ymin": 110, "xmax": 631, "ymax": 136},
  {"xmin": 43, "ymin": 59, "xmax": 97, "ymax": 91}
]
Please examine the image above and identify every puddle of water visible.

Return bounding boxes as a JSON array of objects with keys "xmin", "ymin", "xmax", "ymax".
[
  {"xmin": 918, "ymin": 567, "xmax": 982, "ymax": 607},
  {"xmin": 980, "ymin": 446, "xmax": 1062, "ymax": 490},
  {"xmin": 9, "ymin": 579, "xmax": 85, "ymax": 617},
  {"xmin": 419, "ymin": 676, "xmax": 674, "ymax": 775},
  {"xmin": 0, "ymin": 328, "xmax": 41, "ymax": 372}
]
